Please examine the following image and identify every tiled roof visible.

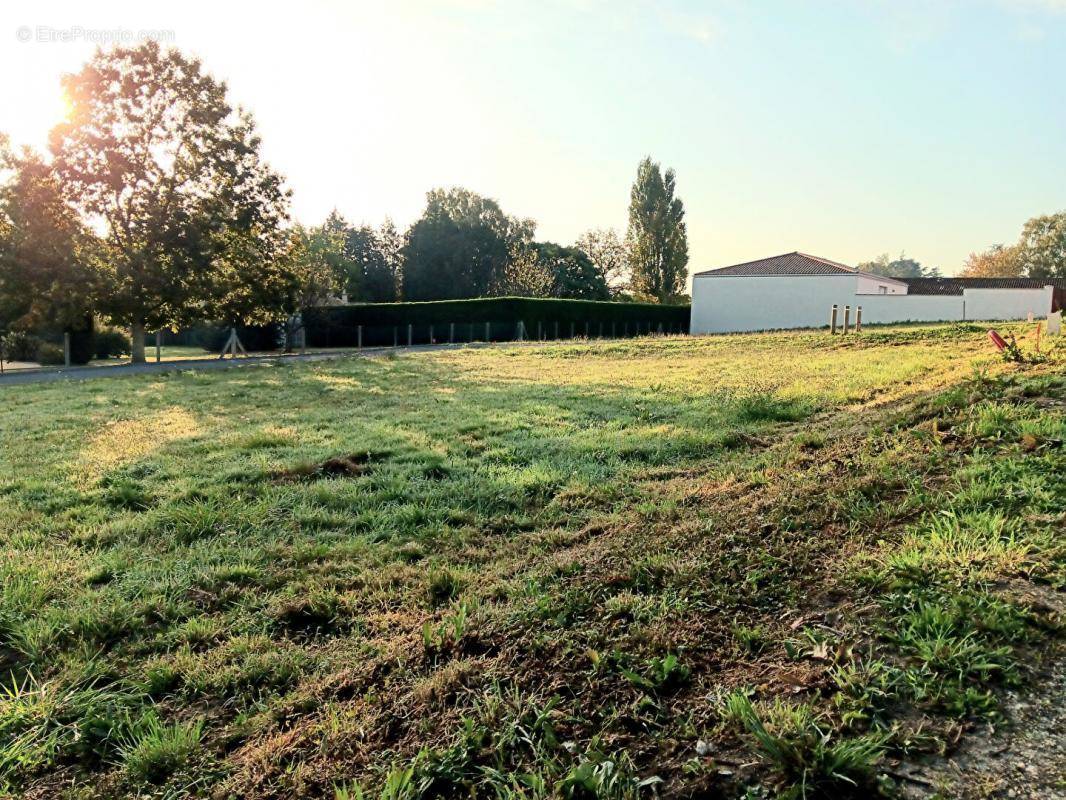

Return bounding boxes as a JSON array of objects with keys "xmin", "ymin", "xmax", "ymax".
[
  {"xmin": 903, "ymin": 277, "xmax": 1066, "ymax": 296},
  {"xmin": 694, "ymin": 252, "xmax": 862, "ymax": 278}
]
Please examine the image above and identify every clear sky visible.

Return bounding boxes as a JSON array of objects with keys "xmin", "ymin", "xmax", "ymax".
[{"xmin": 2, "ymin": 0, "xmax": 1065, "ymax": 278}]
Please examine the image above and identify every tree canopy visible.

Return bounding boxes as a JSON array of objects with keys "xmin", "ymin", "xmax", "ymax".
[
  {"xmin": 575, "ymin": 228, "xmax": 630, "ymax": 296},
  {"xmin": 959, "ymin": 211, "xmax": 1065, "ymax": 279},
  {"xmin": 49, "ymin": 42, "xmax": 293, "ymax": 361},
  {"xmin": 401, "ymin": 188, "xmax": 535, "ymax": 301},
  {"xmin": 959, "ymin": 243, "xmax": 1023, "ymax": 278},
  {"xmin": 626, "ymin": 157, "xmax": 688, "ymax": 303},
  {"xmin": 0, "ymin": 139, "xmax": 102, "ymax": 332},
  {"xmin": 1017, "ymin": 212, "xmax": 1066, "ymax": 279},
  {"xmin": 857, "ymin": 253, "xmax": 940, "ymax": 279}
]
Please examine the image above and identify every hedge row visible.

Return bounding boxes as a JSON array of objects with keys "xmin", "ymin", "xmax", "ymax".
[{"xmin": 304, "ymin": 297, "xmax": 690, "ymax": 347}]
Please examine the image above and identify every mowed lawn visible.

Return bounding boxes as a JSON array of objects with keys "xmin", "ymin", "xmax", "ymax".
[{"xmin": 0, "ymin": 325, "xmax": 1063, "ymax": 799}]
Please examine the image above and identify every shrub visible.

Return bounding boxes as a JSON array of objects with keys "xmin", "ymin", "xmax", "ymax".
[
  {"xmin": 0, "ymin": 330, "xmax": 41, "ymax": 362},
  {"xmin": 35, "ymin": 342, "xmax": 66, "ymax": 365},
  {"xmin": 66, "ymin": 318, "xmax": 95, "ymax": 365},
  {"xmin": 95, "ymin": 329, "xmax": 131, "ymax": 359},
  {"xmin": 304, "ymin": 297, "xmax": 690, "ymax": 347}
]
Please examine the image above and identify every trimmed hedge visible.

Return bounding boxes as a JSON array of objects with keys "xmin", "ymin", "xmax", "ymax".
[{"xmin": 305, "ymin": 297, "xmax": 690, "ymax": 347}]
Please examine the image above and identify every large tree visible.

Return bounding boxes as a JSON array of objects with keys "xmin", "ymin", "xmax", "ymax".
[
  {"xmin": 626, "ymin": 157, "xmax": 688, "ymax": 302},
  {"xmin": 534, "ymin": 242, "xmax": 609, "ymax": 300},
  {"xmin": 345, "ymin": 223, "xmax": 401, "ymax": 302},
  {"xmin": 1017, "ymin": 211, "xmax": 1066, "ymax": 279},
  {"xmin": 575, "ymin": 228, "xmax": 630, "ymax": 295},
  {"xmin": 959, "ymin": 243, "xmax": 1023, "ymax": 278},
  {"xmin": 401, "ymin": 188, "xmax": 534, "ymax": 300},
  {"xmin": 0, "ymin": 138, "xmax": 102, "ymax": 332},
  {"xmin": 49, "ymin": 42, "xmax": 292, "ymax": 361},
  {"xmin": 857, "ymin": 253, "xmax": 940, "ymax": 279}
]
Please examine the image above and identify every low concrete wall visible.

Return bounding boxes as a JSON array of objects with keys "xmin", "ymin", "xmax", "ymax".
[{"xmin": 690, "ymin": 276, "xmax": 1055, "ymax": 334}]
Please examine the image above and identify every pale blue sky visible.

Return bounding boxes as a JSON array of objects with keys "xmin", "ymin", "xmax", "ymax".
[{"xmin": 2, "ymin": 0, "xmax": 1065, "ymax": 277}]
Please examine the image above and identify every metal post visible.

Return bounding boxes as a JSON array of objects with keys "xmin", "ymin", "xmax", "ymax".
[
  {"xmin": 407, "ymin": 323, "xmax": 413, "ymax": 346},
  {"xmin": 830, "ymin": 305, "xmax": 838, "ymax": 335},
  {"xmin": 537, "ymin": 321, "xmax": 543, "ymax": 341},
  {"xmin": 611, "ymin": 322, "xmax": 616, "ymax": 338},
  {"xmin": 598, "ymin": 322, "xmax": 603, "ymax": 338},
  {"xmin": 393, "ymin": 326, "xmax": 398, "ymax": 347},
  {"xmin": 449, "ymin": 323, "xmax": 454, "ymax": 344},
  {"xmin": 516, "ymin": 320, "xmax": 525, "ymax": 341},
  {"xmin": 485, "ymin": 321, "xmax": 490, "ymax": 342},
  {"xmin": 429, "ymin": 324, "xmax": 434, "ymax": 344},
  {"xmin": 855, "ymin": 307, "xmax": 862, "ymax": 333},
  {"xmin": 155, "ymin": 330, "xmax": 161, "ymax": 363},
  {"xmin": 843, "ymin": 305, "xmax": 851, "ymax": 334},
  {"xmin": 584, "ymin": 321, "xmax": 589, "ymax": 338},
  {"xmin": 357, "ymin": 325, "xmax": 363, "ymax": 349},
  {"xmin": 63, "ymin": 332, "xmax": 71, "ymax": 367}
]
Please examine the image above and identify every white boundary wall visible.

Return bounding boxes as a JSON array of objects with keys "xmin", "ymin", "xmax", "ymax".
[{"xmin": 690, "ymin": 274, "xmax": 1055, "ymax": 334}]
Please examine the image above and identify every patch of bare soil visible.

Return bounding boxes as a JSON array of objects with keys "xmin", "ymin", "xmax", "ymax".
[
  {"xmin": 273, "ymin": 451, "xmax": 384, "ymax": 481},
  {"xmin": 898, "ymin": 646, "xmax": 1066, "ymax": 799}
]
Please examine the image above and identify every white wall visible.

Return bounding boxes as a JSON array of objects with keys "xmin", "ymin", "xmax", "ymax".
[
  {"xmin": 690, "ymin": 275, "xmax": 1055, "ymax": 334},
  {"xmin": 964, "ymin": 287, "xmax": 1053, "ymax": 321},
  {"xmin": 856, "ymin": 274, "xmax": 906, "ymax": 295}
]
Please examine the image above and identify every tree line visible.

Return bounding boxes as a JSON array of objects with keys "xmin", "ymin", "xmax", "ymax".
[
  {"xmin": 0, "ymin": 43, "xmax": 689, "ymax": 363},
  {"xmin": 856, "ymin": 211, "xmax": 1066, "ymax": 282}
]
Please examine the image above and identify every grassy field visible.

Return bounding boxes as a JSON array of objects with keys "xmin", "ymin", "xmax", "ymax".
[{"xmin": 0, "ymin": 324, "xmax": 1062, "ymax": 799}]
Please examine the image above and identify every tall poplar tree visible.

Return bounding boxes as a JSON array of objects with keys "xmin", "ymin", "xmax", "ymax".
[{"xmin": 626, "ymin": 157, "xmax": 688, "ymax": 302}]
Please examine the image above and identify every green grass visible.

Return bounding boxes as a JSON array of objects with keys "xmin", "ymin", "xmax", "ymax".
[{"xmin": 0, "ymin": 324, "xmax": 1062, "ymax": 798}]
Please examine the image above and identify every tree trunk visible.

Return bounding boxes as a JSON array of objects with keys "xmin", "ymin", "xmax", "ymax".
[{"xmin": 130, "ymin": 321, "xmax": 146, "ymax": 364}]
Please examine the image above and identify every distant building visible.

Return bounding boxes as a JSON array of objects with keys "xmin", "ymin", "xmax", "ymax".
[{"xmin": 690, "ymin": 252, "xmax": 1064, "ymax": 334}]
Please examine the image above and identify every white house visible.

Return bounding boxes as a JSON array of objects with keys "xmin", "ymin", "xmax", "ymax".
[{"xmin": 690, "ymin": 252, "xmax": 1064, "ymax": 335}]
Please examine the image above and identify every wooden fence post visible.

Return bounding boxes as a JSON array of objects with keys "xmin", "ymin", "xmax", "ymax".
[{"xmin": 830, "ymin": 305, "xmax": 838, "ymax": 335}]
